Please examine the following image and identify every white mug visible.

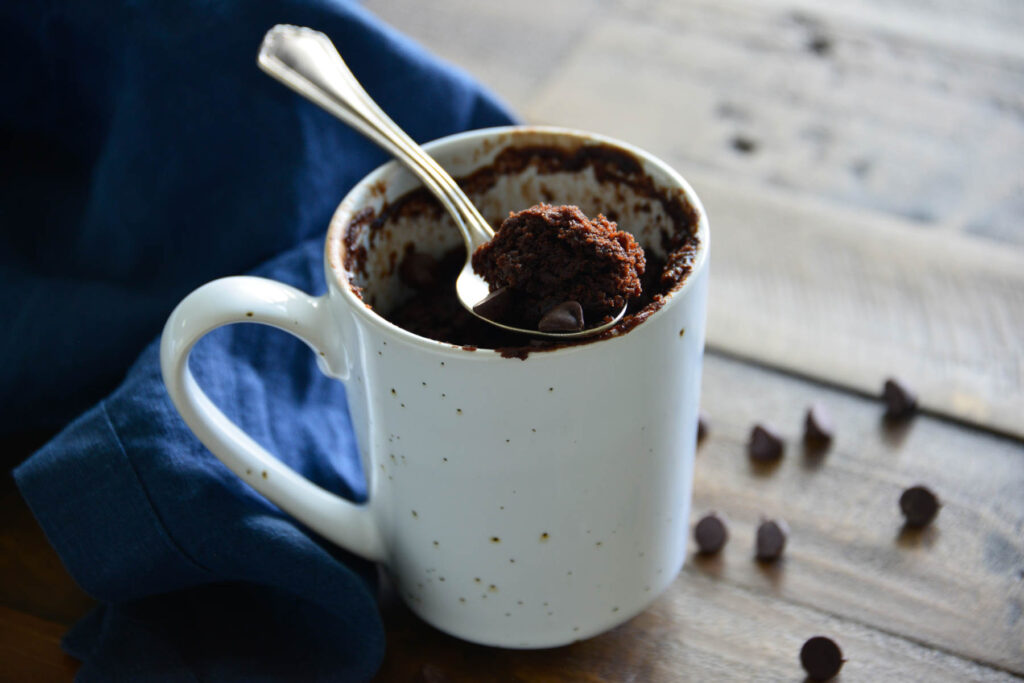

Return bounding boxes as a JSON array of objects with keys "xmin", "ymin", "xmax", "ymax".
[{"xmin": 161, "ymin": 126, "xmax": 709, "ymax": 648}]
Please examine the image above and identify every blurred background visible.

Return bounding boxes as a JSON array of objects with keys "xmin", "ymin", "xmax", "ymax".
[
  {"xmin": 365, "ymin": 0, "xmax": 1024, "ymax": 437},
  {"xmin": 3, "ymin": 2, "xmax": 1022, "ymax": 680}
]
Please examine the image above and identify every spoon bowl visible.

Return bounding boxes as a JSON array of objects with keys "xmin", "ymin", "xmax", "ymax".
[{"xmin": 257, "ymin": 25, "xmax": 628, "ymax": 339}]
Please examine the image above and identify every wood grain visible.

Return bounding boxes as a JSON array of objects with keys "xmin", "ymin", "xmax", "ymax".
[
  {"xmin": 378, "ymin": 553, "xmax": 1017, "ymax": 682},
  {"xmin": 695, "ymin": 354, "xmax": 1024, "ymax": 673},
  {"xmin": 520, "ymin": 0, "xmax": 1024, "ymax": 246},
  {"xmin": 363, "ymin": 0, "xmax": 606, "ymax": 113},
  {"xmin": 696, "ymin": 169, "xmax": 1024, "ymax": 439},
  {"xmin": 0, "ymin": 475, "xmax": 94, "ymax": 626},
  {"xmin": 0, "ymin": 605, "xmax": 78, "ymax": 683},
  {"xmin": 367, "ymin": 0, "xmax": 1024, "ymax": 245}
]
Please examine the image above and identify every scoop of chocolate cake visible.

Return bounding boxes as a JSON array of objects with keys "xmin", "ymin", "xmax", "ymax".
[{"xmin": 471, "ymin": 204, "xmax": 645, "ymax": 330}]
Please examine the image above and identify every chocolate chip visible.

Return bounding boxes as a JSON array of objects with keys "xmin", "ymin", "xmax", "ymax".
[
  {"xmin": 749, "ymin": 424, "xmax": 784, "ymax": 461},
  {"xmin": 538, "ymin": 301, "xmax": 584, "ymax": 332},
  {"xmin": 804, "ymin": 403, "xmax": 834, "ymax": 445},
  {"xmin": 414, "ymin": 663, "xmax": 453, "ymax": 683},
  {"xmin": 398, "ymin": 251, "xmax": 439, "ymax": 290},
  {"xmin": 755, "ymin": 518, "xmax": 789, "ymax": 561},
  {"xmin": 800, "ymin": 636, "xmax": 844, "ymax": 681},
  {"xmin": 697, "ymin": 410, "xmax": 710, "ymax": 443},
  {"xmin": 900, "ymin": 485, "xmax": 940, "ymax": 528},
  {"xmin": 694, "ymin": 512, "xmax": 728, "ymax": 554},
  {"xmin": 883, "ymin": 377, "xmax": 917, "ymax": 419},
  {"xmin": 472, "ymin": 286, "xmax": 514, "ymax": 322}
]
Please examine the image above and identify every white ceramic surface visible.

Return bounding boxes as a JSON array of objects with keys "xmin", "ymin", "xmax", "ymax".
[{"xmin": 160, "ymin": 126, "xmax": 709, "ymax": 648}]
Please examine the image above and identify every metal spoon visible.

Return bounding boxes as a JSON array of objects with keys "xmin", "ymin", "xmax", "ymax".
[{"xmin": 257, "ymin": 25, "xmax": 627, "ymax": 339}]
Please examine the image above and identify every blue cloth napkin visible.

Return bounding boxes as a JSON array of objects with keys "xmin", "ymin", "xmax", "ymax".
[{"xmin": 5, "ymin": 0, "xmax": 515, "ymax": 680}]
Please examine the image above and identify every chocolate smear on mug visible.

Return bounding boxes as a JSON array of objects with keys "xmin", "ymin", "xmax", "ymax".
[{"xmin": 398, "ymin": 247, "xmax": 440, "ymax": 290}]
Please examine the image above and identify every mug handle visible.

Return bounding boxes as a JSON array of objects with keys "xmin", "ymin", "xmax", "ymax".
[{"xmin": 160, "ymin": 276, "xmax": 386, "ymax": 563}]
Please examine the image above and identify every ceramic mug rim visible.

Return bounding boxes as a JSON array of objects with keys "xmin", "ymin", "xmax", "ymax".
[{"xmin": 324, "ymin": 125, "xmax": 710, "ymax": 357}]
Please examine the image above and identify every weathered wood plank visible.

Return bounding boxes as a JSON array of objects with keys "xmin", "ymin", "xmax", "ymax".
[
  {"xmin": 376, "ymin": 560, "xmax": 1017, "ymax": 682},
  {"xmin": 366, "ymin": 0, "xmax": 1024, "ymax": 245},
  {"xmin": 520, "ymin": 0, "xmax": 1024, "ymax": 246},
  {"xmin": 696, "ymin": 168, "xmax": 1024, "ymax": 439},
  {"xmin": 362, "ymin": 0, "xmax": 605, "ymax": 116},
  {"xmin": 0, "ymin": 605, "xmax": 78, "ymax": 683}
]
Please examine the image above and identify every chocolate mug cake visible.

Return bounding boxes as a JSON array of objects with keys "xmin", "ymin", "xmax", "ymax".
[{"xmin": 343, "ymin": 141, "xmax": 701, "ymax": 356}]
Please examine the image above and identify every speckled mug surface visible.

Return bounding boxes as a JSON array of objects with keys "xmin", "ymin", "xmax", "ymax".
[{"xmin": 161, "ymin": 126, "xmax": 709, "ymax": 648}]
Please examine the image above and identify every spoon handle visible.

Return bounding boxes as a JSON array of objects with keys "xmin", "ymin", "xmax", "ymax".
[{"xmin": 258, "ymin": 24, "xmax": 494, "ymax": 249}]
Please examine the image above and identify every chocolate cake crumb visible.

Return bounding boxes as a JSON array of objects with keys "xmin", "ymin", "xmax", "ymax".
[{"xmin": 472, "ymin": 204, "xmax": 645, "ymax": 328}]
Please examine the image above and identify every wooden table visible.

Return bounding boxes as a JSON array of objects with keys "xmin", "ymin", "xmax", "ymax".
[{"xmin": 3, "ymin": 0, "xmax": 1022, "ymax": 680}]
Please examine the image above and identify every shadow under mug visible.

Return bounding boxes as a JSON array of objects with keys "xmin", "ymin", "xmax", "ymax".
[{"xmin": 161, "ymin": 126, "xmax": 710, "ymax": 648}]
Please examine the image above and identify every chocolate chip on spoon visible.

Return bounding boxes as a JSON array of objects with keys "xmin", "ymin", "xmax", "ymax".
[
  {"xmin": 755, "ymin": 518, "xmax": 789, "ymax": 561},
  {"xmin": 472, "ymin": 286, "xmax": 514, "ymax": 322},
  {"xmin": 899, "ymin": 485, "xmax": 940, "ymax": 528},
  {"xmin": 749, "ymin": 424, "xmax": 784, "ymax": 461},
  {"xmin": 883, "ymin": 377, "xmax": 917, "ymax": 419},
  {"xmin": 538, "ymin": 301, "xmax": 584, "ymax": 333},
  {"xmin": 800, "ymin": 636, "xmax": 844, "ymax": 681},
  {"xmin": 804, "ymin": 403, "xmax": 834, "ymax": 445},
  {"xmin": 694, "ymin": 512, "xmax": 728, "ymax": 554}
]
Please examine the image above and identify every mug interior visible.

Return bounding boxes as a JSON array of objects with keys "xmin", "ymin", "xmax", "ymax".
[{"xmin": 326, "ymin": 127, "xmax": 705, "ymax": 343}]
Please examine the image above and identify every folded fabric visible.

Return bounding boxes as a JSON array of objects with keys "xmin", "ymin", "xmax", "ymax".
[
  {"xmin": 6, "ymin": 0, "xmax": 516, "ymax": 680},
  {"xmin": 19, "ymin": 240, "xmax": 389, "ymax": 681}
]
